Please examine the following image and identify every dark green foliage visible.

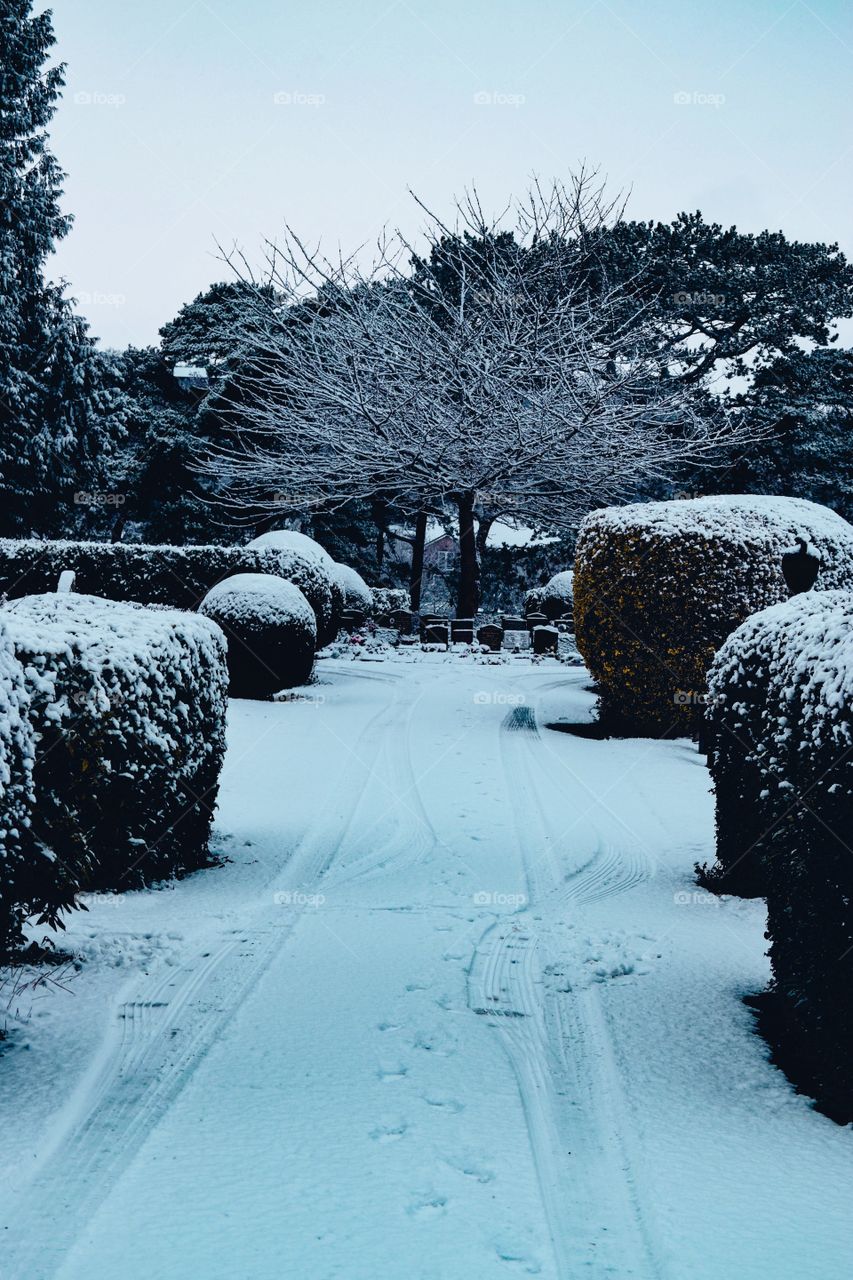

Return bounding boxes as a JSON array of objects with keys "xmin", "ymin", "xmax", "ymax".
[
  {"xmin": 3, "ymin": 594, "xmax": 229, "ymax": 911},
  {"xmin": 0, "ymin": 2, "xmax": 123, "ymax": 535},
  {"xmin": 0, "ymin": 538, "xmax": 335, "ymax": 642}
]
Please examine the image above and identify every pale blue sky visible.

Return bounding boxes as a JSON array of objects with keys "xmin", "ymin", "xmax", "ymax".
[{"xmin": 46, "ymin": 0, "xmax": 853, "ymax": 348}]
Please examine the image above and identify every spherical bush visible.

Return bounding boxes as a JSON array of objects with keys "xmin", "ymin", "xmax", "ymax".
[
  {"xmin": 574, "ymin": 495, "xmax": 853, "ymax": 734},
  {"xmin": 248, "ymin": 531, "xmax": 342, "ymax": 645},
  {"xmin": 199, "ymin": 573, "xmax": 316, "ymax": 697}
]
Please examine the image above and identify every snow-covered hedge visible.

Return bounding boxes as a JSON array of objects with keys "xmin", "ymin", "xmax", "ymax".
[
  {"xmin": 333, "ymin": 563, "xmax": 373, "ymax": 614},
  {"xmin": 248, "ymin": 532, "xmax": 342, "ymax": 644},
  {"xmin": 525, "ymin": 570, "xmax": 574, "ymax": 622},
  {"xmin": 705, "ymin": 590, "xmax": 853, "ymax": 1109},
  {"xmin": 0, "ymin": 539, "xmax": 335, "ymax": 650},
  {"xmin": 2, "ymin": 594, "xmax": 228, "ymax": 904},
  {"xmin": 199, "ymin": 573, "xmax": 316, "ymax": 697},
  {"xmin": 574, "ymin": 496, "xmax": 853, "ymax": 733},
  {"xmin": 0, "ymin": 623, "xmax": 35, "ymax": 953}
]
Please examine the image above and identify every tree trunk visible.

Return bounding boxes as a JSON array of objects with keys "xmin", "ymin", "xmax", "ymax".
[
  {"xmin": 457, "ymin": 492, "xmax": 479, "ymax": 617},
  {"xmin": 409, "ymin": 510, "xmax": 428, "ymax": 612},
  {"xmin": 476, "ymin": 513, "xmax": 494, "ymax": 560}
]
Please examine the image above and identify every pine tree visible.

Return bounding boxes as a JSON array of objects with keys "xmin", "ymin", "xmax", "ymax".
[{"xmin": 0, "ymin": 1, "xmax": 118, "ymax": 535}]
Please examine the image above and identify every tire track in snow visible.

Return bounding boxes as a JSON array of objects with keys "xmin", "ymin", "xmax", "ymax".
[
  {"xmin": 2, "ymin": 677, "xmax": 402, "ymax": 1279},
  {"xmin": 466, "ymin": 702, "xmax": 665, "ymax": 1279}
]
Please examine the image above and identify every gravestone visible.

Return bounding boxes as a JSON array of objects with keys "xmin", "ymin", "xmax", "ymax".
[
  {"xmin": 501, "ymin": 615, "xmax": 527, "ymax": 632},
  {"xmin": 451, "ymin": 617, "xmax": 475, "ymax": 644},
  {"xmin": 422, "ymin": 623, "xmax": 449, "ymax": 648},
  {"xmin": 340, "ymin": 609, "xmax": 366, "ymax": 633},
  {"xmin": 477, "ymin": 624, "xmax": 503, "ymax": 652},
  {"xmin": 533, "ymin": 625, "xmax": 559, "ymax": 655},
  {"xmin": 526, "ymin": 611, "xmax": 548, "ymax": 631},
  {"xmin": 392, "ymin": 608, "xmax": 413, "ymax": 635}
]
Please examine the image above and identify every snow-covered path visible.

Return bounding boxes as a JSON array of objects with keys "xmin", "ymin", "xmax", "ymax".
[{"xmin": 2, "ymin": 655, "xmax": 852, "ymax": 1279}]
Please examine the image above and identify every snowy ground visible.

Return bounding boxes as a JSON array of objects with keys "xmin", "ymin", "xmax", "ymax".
[{"xmin": 1, "ymin": 651, "xmax": 852, "ymax": 1279}]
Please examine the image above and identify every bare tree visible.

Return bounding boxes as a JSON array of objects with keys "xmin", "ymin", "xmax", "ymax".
[{"xmin": 206, "ymin": 175, "xmax": 761, "ymax": 615}]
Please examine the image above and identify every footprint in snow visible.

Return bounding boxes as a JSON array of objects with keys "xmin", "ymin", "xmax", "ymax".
[
  {"xmin": 494, "ymin": 1242, "xmax": 542, "ymax": 1274},
  {"xmin": 370, "ymin": 1121, "xmax": 408, "ymax": 1144},
  {"xmin": 407, "ymin": 1195, "xmax": 448, "ymax": 1220},
  {"xmin": 377, "ymin": 1064, "xmax": 408, "ymax": 1082},
  {"xmin": 422, "ymin": 1094, "xmax": 464, "ymax": 1113}
]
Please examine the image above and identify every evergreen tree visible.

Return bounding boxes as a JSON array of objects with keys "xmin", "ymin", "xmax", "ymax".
[{"xmin": 0, "ymin": 1, "xmax": 118, "ymax": 535}]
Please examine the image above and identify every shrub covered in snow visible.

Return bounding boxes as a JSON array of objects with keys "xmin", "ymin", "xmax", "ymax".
[
  {"xmin": 371, "ymin": 586, "xmax": 408, "ymax": 620},
  {"xmin": 333, "ymin": 563, "xmax": 373, "ymax": 614},
  {"xmin": 199, "ymin": 573, "xmax": 316, "ymax": 697},
  {"xmin": 0, "ymin": 622, "xmax": 35, "ymax": 953},
  {"xmin": 248, "ymin": 532, "xmax": 342, "ymax": 644},
  {"xmin": 705, "ymin": 590, "xmax": 853, "ymax": 1111},
  {"xmin": 574, "ymin": 495, "xmax": 853, "ymax": 733},
  {"xmin": 2, "ymin": 594, "xmax": 228, "ymax": 905},
  {"xmin": 0, "ymin": 540, "xmax": 335, "ymax": 649},
  {"xmin": 525, "ymin": 570, "xmax": 574, "ymax": 623}
]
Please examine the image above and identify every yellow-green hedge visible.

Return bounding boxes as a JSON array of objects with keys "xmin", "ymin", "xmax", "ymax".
[{"xmin": 574, "ymin": 495, "xmax": 853, "ymax": 734}]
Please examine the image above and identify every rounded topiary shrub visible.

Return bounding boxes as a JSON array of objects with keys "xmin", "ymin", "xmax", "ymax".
[
  {"xmin": 0, "ymin": 622, "xmax": 35, "ymax": 954},
  {"xmin": 529, "ymin": 570, "xmax": 574, "ymax": 622},
  {"xmin": 2, "ymin": 593, "xmax": 228, "ymax": 900},
  {"xmin": 199, "ymin": 573, "xmax": 316, "ymax": 698},
  {"xmin": 705, "ymin": 590, "xmax": 853, "ymax": 1116},
  {"xmin": 574, "ymin": 495, "xmax": 853, "ymax": 734},
  {"xmin": 248, "ymin": 531, "xmax": 342, "ymax": 644},
  {"xmin": 0, "ymin": 540, "xmax": 334, "ymax": 648},
  {"xmin": 333, "ymin": 563, "xmax": 373, "ymax": 614}
]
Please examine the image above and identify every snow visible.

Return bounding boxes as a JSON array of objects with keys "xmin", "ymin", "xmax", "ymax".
[
  {"xmin": 333, "ymin": 562, "xmax": 374, "ymax": 613},
  {"xmin": 248, "ymin": 528, "xmax": 336, "ymax": 569},
  {"xmin": 583, "ymin": 495, "xmax": 853, "ymax": 585},
  {"xmin": 199, "ymin": 572, "xmax": 316, "ymax": 634},
  {"xmin": 0, "ymin": 651, "xmax": 851, "ymax": 1278}
]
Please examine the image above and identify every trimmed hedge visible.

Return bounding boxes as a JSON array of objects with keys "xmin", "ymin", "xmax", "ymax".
[
  {"xmin": 705, "ymin": 590, "xmax": 853, "ymax": 1114},
  {"xmin": 2, "ymin": 594, "xmax": 229, "ymax": 907},
  {"xmin": 199, "ymin": 573, "xmax": 316, "ymax": 698},
  {"xmin": 371, "ymin": 587, "xmax": 408, "ymax": 620},
  {"xmin": 0, "ymin": 539, "xmax": 334, "ymax": 649},
  {"xmin": 0, "ymin": 623, "xmax": 36, "ymax": 953},
  {"xmin": 574, "ymin": 495, "xmax": 853, "ymax": 734}
]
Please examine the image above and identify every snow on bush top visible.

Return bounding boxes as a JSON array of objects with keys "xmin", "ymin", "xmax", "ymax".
[
  {"xmin": 249, "ymin": 530, "xmax": 335, "ymax": 570},
  {"xmin": 333, "ymin": 563, "xmax": 373, "ymax": 612},
  {"xmin": 582, "ymin": 495, "xmax": 853, "ymax": 582},
  {"xmin": 200, "ymin": 573, "xmax": 316, "ymax": 636},
  {"xmin": 709, "ymin": 589, "xmax": 853, "ymax": 750},
  {"xmin": 540, "ymin": 570, "xmax": 574, "ymax": 606}
]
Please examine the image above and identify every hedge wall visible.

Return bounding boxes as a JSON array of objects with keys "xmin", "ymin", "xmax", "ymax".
[
  {"xmin": 705, "ymin": 590, "xmax": 853, "ymax": 1116},
  {"xmin": 0, "ymin": 623, "xmax": 35, "ymax": 953},
  {"xmin": 0, "ymin": 540, "xmax": 335, "ymax": 647},
  {"xmin": 574, "ymin": 495, "xmax": 853, "ymax": 734},
  {"xmin": 2, "ymin": 594, "xmax": 229, "ymax": 909}
]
